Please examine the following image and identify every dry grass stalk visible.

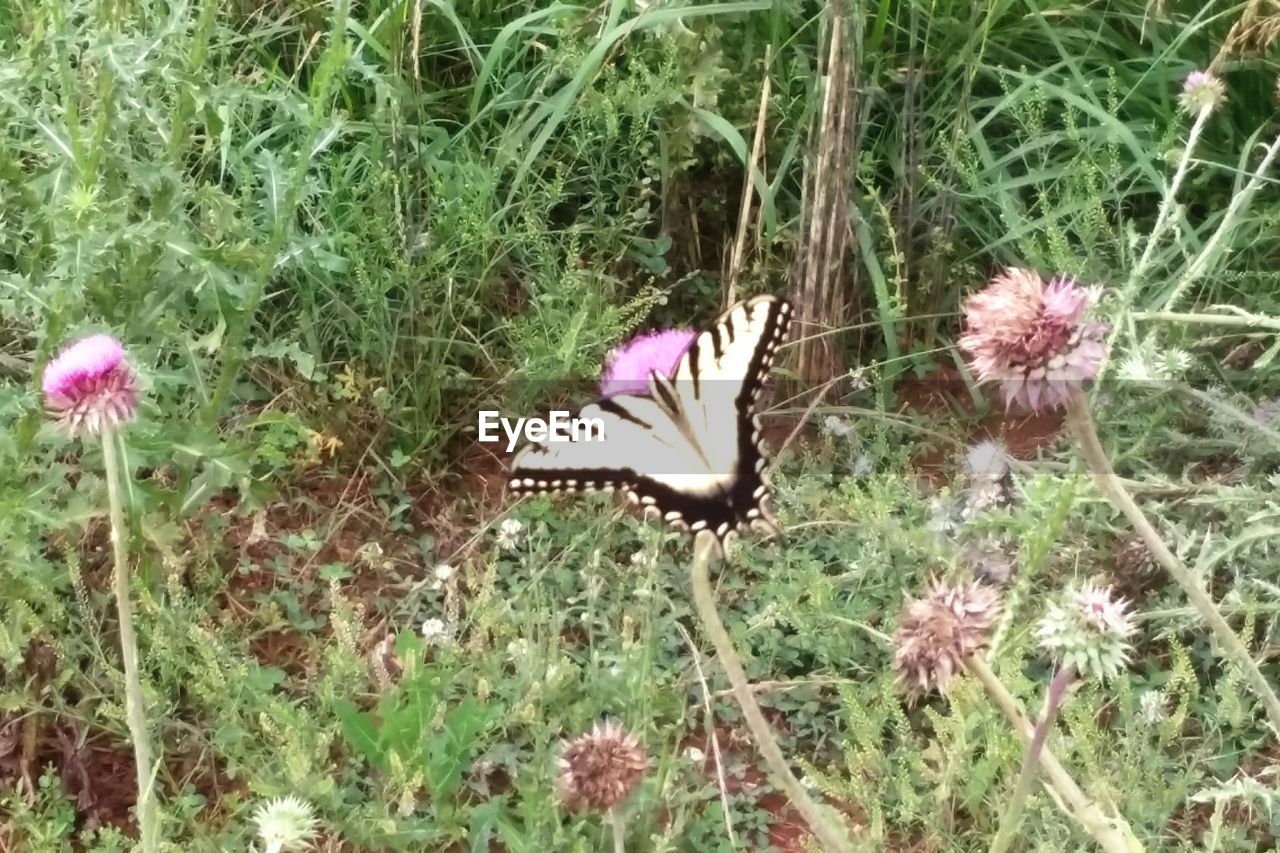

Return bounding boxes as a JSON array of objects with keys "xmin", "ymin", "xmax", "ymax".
[
  {"xmin": 724, "ymin": 46, "xmax": 773, "ymax": 309},
  {"xmin": 791, "ymin": 0, "xmax": 857, "ymax": 388}
]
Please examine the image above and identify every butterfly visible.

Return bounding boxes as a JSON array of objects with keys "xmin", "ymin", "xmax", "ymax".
[{"xmin": 508, "ymin": 295, "xmax": 793, "ymax": 551}]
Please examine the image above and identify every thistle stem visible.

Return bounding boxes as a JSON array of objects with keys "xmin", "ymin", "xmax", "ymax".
[
  {"xmin": 1162, "ymin": 128, "xmax": 1280, "ymax": 313},
  {"xmin": 101, "ymin": 427, "xmax": 160, "ymax": 851},
  {"xmin": 1132, "ymin": 106, "xmax": 1211, "ymax": 283},
  {"xmin": 1064, "ymin": 392, "xmax": 1280, "ymax": 737},
  {"xmin": 965, "ymin": 657, "xmax": 1142, "ymax": 853},
  {"xmin": 990, "ymin": 665, "xmax": 1076, "ymax": 853},
  {"xmin": 689, "ymin": 531, "xmax": 850, "ymax": 852},
  {"xmin": 608, "ymin": 807, "xmax": 626, "ymax": 853}
]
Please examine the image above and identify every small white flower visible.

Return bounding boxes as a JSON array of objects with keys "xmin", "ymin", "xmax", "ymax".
[
  {"xmin": 800, "ymin": 774, "xmax": 817, "ymax": 790},
  {"xmin": 356, "ymin": 541, "xmax": 386, "ymax": 568},
  {"xmin": 1139, "ymin": 689, "xmax": 1169, "ymax": 724},
  {"xmin": 964, "ymin": 439, "xmax": 1010, "ymax": 484},
  {"xmin": 252, "ymin": 794, "xmax": 318, "ymax": 853},
  {"xmin": 429, "ymin": 563, "xmax": 455, "ymax": 591},
  {"xmin": 507, "ymin": 638, "xmax": 530, "ymax": 661},
  {"xmin": 630, "ymin": 550, "xmax": 657, "ymax": 569},
  {"xmin": 421, "ymin": 618, "xmax": 450, "ymax": 644},
  {"xmin": 496, "ymin": 518, "xmax": 524, "ymax": 550},
  {"xmin": 684, "ymin": 746, "xmax": 705, "ymax": 763},
  {"xmin": 822, "ymin": 414, "xmax": 853, "ymax": 438}
]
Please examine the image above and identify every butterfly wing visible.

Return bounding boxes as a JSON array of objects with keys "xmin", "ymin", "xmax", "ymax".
[{"xmin": 509, "ymin": 295, "xmax": 793, "ymax": 546}]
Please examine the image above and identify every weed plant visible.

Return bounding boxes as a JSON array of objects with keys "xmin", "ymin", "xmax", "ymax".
[{"xmin": 1, "ymin": 0, "xmax": 1278, "ymax": 851}]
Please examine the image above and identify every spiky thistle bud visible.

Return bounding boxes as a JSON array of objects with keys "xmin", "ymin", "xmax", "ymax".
[
  {"xmin": 251, "ymin": 794, "xmax": 319, "ymax": 853},
  {"xmin": 557, "ymin": 720, "xmax": 648, "ymax": 812},
  {"xmin": 1037, "ymin": 582, "xmax": 1136, "ymax": 681},
  {"xmin": 893, "ymin": 578, "xmax": 1002, "ymax": 695}
]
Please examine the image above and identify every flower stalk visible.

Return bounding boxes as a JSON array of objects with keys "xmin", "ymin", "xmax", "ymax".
[
  {"xmin": 608, "ymin": 808, "xmax": 626, "ymax": 853},
  {"xmin": 1064, "ymin": 391, "xmax": 1280, "ymax": 736},
  {"xmin": 989, "ymin": 665, "xmax": 1075, "ymax": 853},
  {"xmin": 690, "ymin": 531, "xmax": 850, "ymax": 852},
  {"xmin": 1162, "ymin": 129, "xmax": 1280, "ymax": 313},
  {"xmin": 101, "ymin": 426, "xmax": 160, "ymax": 851},
  {"xmin": 965, "ymin": 656, "xmax": 1142, "ymax": 853}
]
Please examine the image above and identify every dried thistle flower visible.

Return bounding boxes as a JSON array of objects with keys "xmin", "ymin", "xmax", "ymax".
[
  {"xmin": 252, "ymin": 794, "xmax": 319, "ymax": 852},
  {"xmin": 964, "ymin": 439, "xmax": 1011, "ymax": 484},
  {"xmin": 1114, "ymin": 533, "xmax": 1157, "ymax": 577},
  {"xmin": 893, "ymin": 578, "xmax": 1002, "ymax": 694},
  {"xmin": 960, "ymin": 536, "xmax": 1019, "ymax": 587},
  {"xmin": 557, "ymin": 720, "xmax": 648, "ymax": 812},
  {"xmin": 599, "ymin": 328, "xmax": 695, "ymax": 398},
  {"xmin": 1178, "ymin": 70, "xmax": 1226, "ymax": 116},
  {"xmin": 41, "ymin": 334, "xmax": 140, "ymax": 435},
  {"xmin": 1138, "ymin": 689, "xmax": 1168, "ymax": 724},
  {"xmin": 959, "ymin": 269, "xmax": 1107, "ymax": 412},
  {"xmin": 1037, "ymin": 582, "xmax": 1136, "ymax": 681}
]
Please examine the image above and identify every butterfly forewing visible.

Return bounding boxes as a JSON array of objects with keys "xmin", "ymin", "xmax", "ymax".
[{"xmin": 509, "ymin": 295, "xmax": 793, "ymax": 547}]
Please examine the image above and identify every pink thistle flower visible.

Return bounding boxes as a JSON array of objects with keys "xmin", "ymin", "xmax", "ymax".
[
  {"xmin": 41, "ymin": 334, "xmax": 140, "ymax": 435},
  {"xmin": 958, "ymin": 268, "xmax": 1107, "ymax": 412},
  {"xmin": 599, "ymin": 328, "xmax": 695, "ymax": 398},
  {"xmin": 1178, "ymin": 70, "xmax": 1226, "ymax": 116}
]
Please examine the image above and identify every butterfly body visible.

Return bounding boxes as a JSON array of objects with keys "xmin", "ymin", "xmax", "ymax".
[{"xmin": 509, "ymin": 296, "xmax": 792, "ymax": 550}]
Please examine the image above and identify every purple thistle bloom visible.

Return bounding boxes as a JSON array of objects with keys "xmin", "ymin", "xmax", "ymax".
[
  {"xmin": 959, "ymin": 268, "xmax": 1107, "ymax": 412},
  {"xmin": 41, "ymin": 333, "xmax": 140, "ymax": 435},
  {"xmin": 1178, "ymin": 70, "xmax": 1226, "ymax": 116},
  {"xmin": 599, "ymin": 328, "xmax": 695, "ymax": 398}
]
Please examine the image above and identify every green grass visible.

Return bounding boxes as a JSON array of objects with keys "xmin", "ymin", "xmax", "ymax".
[{"xmin": 2, "ymin": 0, "xmax": 1279, "ymax": 850}]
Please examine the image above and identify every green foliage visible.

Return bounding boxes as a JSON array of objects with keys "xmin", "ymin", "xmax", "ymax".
[{"xmin": 2, "ymin": 0, "xmax": 1280, "ymax": 850}]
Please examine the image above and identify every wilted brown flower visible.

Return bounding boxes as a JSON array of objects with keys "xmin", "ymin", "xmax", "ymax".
[
  {"xmin": 959, "ymin": 268, "xmax": 1107, "ymax": 412},
  {"xmin": 557, "ymin": 720, "xmax": 648, "ymax": 812},
  {"xmin": 893, "ymin": 578, "xmax": 1002, "ymax": 694}
]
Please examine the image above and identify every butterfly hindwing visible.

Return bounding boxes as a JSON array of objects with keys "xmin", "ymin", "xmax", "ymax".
[{"xmin": 509, "ymin": 295, "xmax": 792, "ymax": 547}]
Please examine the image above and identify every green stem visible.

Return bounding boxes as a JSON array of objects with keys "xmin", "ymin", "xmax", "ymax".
[
  {"xmin": 1064, "ymin": 392, "xmax": 1280, "ymax": 737},
  {"xmin": 689, "ymin": 531, "xmax": 850, "ymax": 852},
  {"xmin": 1132, "ymin": 106, "xmax": 1211, "ymax": 283},
  {"xmin": 1162, "ymin": 128, "xmax": 1280, "ymax": 313},
  {"xmin": 990, "ymin": 665, "xmax": 1075, "ymax": 853},
  {"xmin": 1131, "ymin": 310, "xmax": 1280, "ymax": 332},
  {"xmin": 608, "ymin": 807, "xmax": 626, "ymax": 853},
  {"xmin": 101, "ymin": 427, "xmax": 160, "ymax": 850},
  {"xmin": 1099, "ymin": 104, "xmax": 1209, "ymax": 386},
  {"xmin": 965, "ymin": 657, "xmax": 1142, "ymax": 853}
]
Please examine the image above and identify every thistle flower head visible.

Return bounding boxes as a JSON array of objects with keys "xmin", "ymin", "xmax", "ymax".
[
  {"xmin": 41, "ymin": 334, "xmax": 140, "ymax": 435},
  {"xmin": 599, "ymin": 328, "xmax": 695, "ymax": 398},
  {"xmin": 557, "ymin": 719, "xmax": 648, "ymax": 812},
  {"xmin": 1036, "ymin": 581, "xmax": 1136, "ymax": 681},
  {"xmin": 964, "ymin": 439, "xmax": 1011, "ymax": 484},
  {"xmin": 893, "ymin": 577, "xmax": 1002, "ymax": 695},
  {"xmin": 1179, "ymin": 70, "xmax": 1226, "ymax": 116},
  {"xmin": 959, "ymin": 268, "xmax": 1107, "ymax": 411},
  {"xmin": 251, "ymin": 794, "xmax": 318, "ymax": 852}
]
